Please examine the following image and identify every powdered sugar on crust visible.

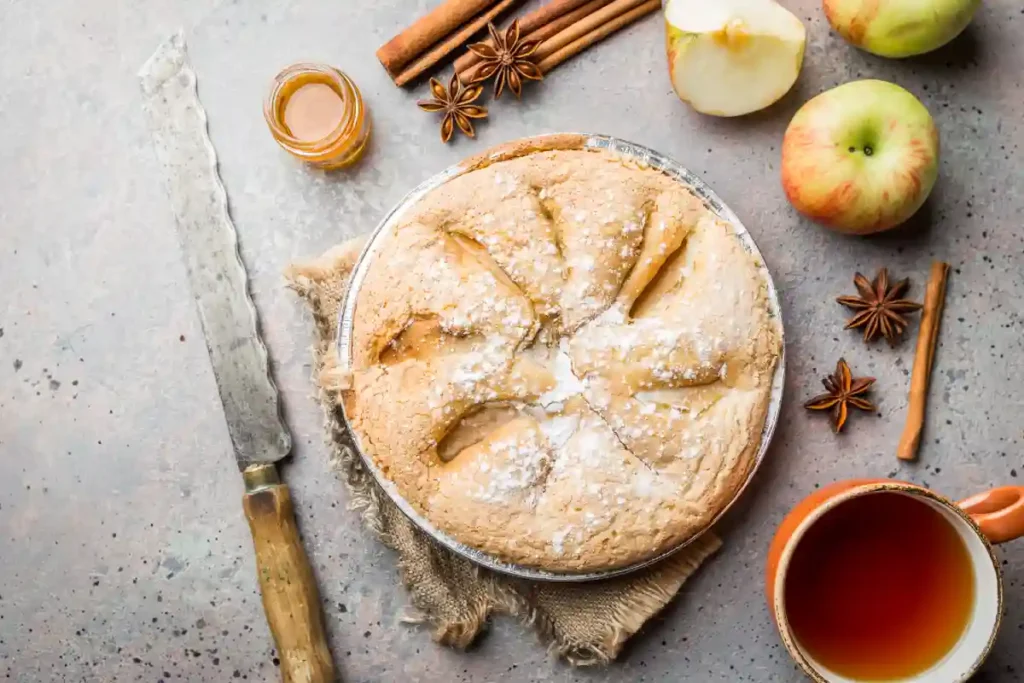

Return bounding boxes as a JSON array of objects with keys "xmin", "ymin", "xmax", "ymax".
[
  {"xmin": 468, "ymin": 428, "xmax": 551, "ymax": 504},
  {"xmin": 536, "ymin": 338, "xmax": 585, "ymax": 409}
]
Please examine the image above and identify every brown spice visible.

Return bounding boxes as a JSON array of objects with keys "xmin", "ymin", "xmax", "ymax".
[
  {"xmin": 532, "ymin": 0, "xmax": 652, "ymax": 63},
  {"xmin": 392, "ymin": 0, "xmax": 521, "ymax": 88},
  {"xmin": 467, "ymin": 21, "xmax": 544, "ymax": 99},
  {"xmin": 534, "ymin": 0, "xmax": 659, "ymax": 73},
  {"xmin": 897, "ymin": 262, "xmax": 950, "ymax": 461},
  {"xmin": 376, "ymin": 0, "xmax": 503, "ymax": 81},
  {"xmin": 417, "ymin": 74, "xmax": 488, "ymax": 143},
  {"xmin": 837, "ymin": 268, "xmax": 923, "ymax": 345},
  {"xmin": 454, "ymin": 0, "xmax": 599, "ymax": 76},
  {"xmin": 512, "ymin": 0, "xmax": 613, "ymax": 55},
  {"xmin": 804, "ymin": 358, "xmax": 877, "ymax": 433}
]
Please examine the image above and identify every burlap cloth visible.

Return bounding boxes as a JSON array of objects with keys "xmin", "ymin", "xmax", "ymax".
[{"xmin": 285, "ymin": 237, "xmax": 722, "ymax": 666}]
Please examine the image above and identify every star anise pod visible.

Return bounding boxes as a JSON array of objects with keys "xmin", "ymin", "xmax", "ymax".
[
  {"xmin": 804, "ymin": 358, "xmax": 876, "ymax": 433},
  {"xmin": 467, "ymin": 20, "xmax": 543, "ymax": 100},
  {"xmin": 837, "ymin": 268, "xmax": 923, "ymax": 345},
  {"xmin": 417, "ymin": 73, "xmax": 488, "ymax": 143}
]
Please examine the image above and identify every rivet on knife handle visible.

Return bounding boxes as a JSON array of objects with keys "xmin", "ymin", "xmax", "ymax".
[{"xmin": 243, "ymin": 464, "xmax": 336, "ymax": 683}]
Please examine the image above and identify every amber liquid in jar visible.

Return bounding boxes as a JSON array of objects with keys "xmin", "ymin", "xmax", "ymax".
[{"xmin": 264, "ymin": 63, "xmax": 370, "ymax": 170}]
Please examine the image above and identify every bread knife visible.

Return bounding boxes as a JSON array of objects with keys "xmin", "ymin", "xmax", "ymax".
[{"xmin": 139, "ymin": 33, "xmax": 336, "ymax": 683}]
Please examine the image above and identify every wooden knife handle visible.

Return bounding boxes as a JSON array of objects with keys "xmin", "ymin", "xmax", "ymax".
[{"xmin": 242, "ymin": 464, "xmax": 337, "ymax": 683}]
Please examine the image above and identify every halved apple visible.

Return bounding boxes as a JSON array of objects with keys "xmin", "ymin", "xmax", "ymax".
[{"xmin": 665, "ymin": 0, "xmax": 807, "ymax": 117}]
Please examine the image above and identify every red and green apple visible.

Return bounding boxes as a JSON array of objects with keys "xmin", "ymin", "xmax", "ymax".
[
  {"xmin": 824, "ymin": 0, "xmax": 981, "ymax": 58},
  {"xmin": 781, "ymin": 80, "xmax": 940, "ymax": 235}
]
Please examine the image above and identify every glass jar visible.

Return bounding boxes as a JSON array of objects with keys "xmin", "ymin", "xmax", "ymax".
[{"xmin": 264, "ymin": 63, "xmax": 370, "ymax": 170}]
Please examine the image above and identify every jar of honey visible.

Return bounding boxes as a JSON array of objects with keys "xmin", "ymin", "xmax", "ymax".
[{"xmin": 264, "ymin": 63, "xmax": 370, "ymax": 170}]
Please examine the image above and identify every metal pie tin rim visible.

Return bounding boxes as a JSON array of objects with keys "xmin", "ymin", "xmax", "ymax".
[{"xmin": 336, "ymin": 133, "xmax": 786, "ymax": 582}]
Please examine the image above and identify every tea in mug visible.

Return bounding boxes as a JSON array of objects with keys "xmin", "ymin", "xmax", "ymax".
[{"xmin": 784, "ymin": 492, "xmax": 974, "ymax": 680}]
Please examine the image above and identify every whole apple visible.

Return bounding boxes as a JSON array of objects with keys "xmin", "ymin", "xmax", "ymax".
[
  {"xmin": 824, "ymin": 0, "xmax": 981, "ymax": 58},
  {"xmin": 781, "ymin": 80, "xmax": 939, "ymax": 235}
]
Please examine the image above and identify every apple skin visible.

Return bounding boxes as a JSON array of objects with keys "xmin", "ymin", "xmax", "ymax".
[
  {"xmin": 824, "ymin": 0, "xmax": 981, "ymax": 58},
  {"xmin": 781, "ymin": 80, "xmax": 939, "ymax": 235}
]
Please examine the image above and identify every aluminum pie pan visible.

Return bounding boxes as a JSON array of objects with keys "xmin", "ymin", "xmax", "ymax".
[{"xmin": 336, "ymin": 133, "xmax": 786, "ymax": 582}]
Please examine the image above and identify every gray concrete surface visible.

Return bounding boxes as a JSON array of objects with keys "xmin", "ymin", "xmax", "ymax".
[{"xmin": 2, "ymin": 0, "xmax": 1023, "ymax": 680}]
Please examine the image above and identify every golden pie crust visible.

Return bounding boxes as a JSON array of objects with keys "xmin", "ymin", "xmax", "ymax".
[{"xmin": 344, "ymin": 141, "xmax": 782, "ymax": 572}]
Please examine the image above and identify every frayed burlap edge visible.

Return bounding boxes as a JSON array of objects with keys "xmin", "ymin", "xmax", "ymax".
[{"xmin": 285, "ymin": 237, "xmax": 722, "ymax": 666}]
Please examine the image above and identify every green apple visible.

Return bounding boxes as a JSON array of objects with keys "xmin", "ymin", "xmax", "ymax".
[
  {"xmin": 665, "ymin": 0, "xmax": 806, "ymax": 117},
  {"xmin": 824, "ymin": 0, "xmax": 981, "ymax": 58},
  {"xmin": 781, "ymin": 80, "xmax": 939, "ymax": 235}
]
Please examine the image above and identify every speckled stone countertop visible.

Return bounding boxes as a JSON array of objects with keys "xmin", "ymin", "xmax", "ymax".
[{"xmin": 2, "ymin": 1, "xmax": 1023, "ymax": 681}]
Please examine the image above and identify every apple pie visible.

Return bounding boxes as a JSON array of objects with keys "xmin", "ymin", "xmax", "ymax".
[{"xmin": 343, "ymin": 142, "xmax": 782, "ymax": 572}]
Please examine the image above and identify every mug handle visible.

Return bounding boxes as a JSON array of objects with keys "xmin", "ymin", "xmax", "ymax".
[{"xmin": 958, "ymin": 486, "xmax": 1024, "ymax": 544}]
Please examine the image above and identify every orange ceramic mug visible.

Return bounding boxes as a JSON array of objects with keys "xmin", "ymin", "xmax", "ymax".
[{"xmin": 767, "ymin": 480, "xmax": 1024, "ymax": 682}]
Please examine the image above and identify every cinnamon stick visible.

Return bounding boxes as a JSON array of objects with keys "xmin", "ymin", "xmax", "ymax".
[
  {"xmin": 378, "ymin": 0, "xmax": 498, "ymax": 78},
  {"xmin": 394, "ymin": 0, "xmax": 520, "ymax": 87},
  {"xmin": 454, "ymin": 0, "xmax": 600, "ymax": 75},
  {"xmin": 536, "ymin": 0, "xmax": 660, "ymax": 72},
  {"xmin": 897, "ymin": 261, "xmax": 950, "ymax": 462},
  {"xmin": 533, "ymin": 0, "xmax": 651, "ymax": 63},
  {"xmin": 524, "ymin": 0, "xmax": 615, "ymax": 44}
]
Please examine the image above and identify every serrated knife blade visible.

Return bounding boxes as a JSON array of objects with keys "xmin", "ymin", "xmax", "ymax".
[
  {"xmin": 140, "ymin": 45, "xmax": 289, "ymax": 471},
  {"xmin": 140, "ymin": 33, "xmax": 336, "ymax": 683}
]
